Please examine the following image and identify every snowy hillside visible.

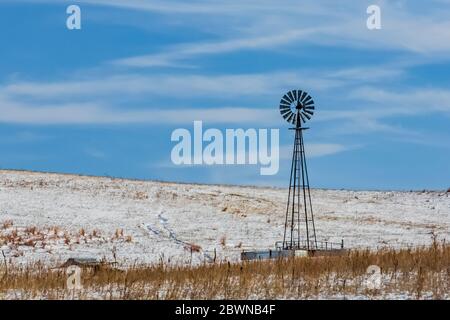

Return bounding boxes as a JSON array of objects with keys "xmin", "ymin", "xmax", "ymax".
[{"xmin": 0, "ymin": 170, "xmax": 449, "ymax": 266}]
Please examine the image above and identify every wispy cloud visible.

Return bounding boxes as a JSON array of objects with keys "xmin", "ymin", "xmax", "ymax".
[
  {"xmin": 97, "ymin": 0, "xmax": 450, "ymax": 68},
  {"xmin": 350, "ymin": 87, "xmax": 450, "ymax": 114},
  {"xmin": 16, "ymin": 0, "xmax": 450, "ymax": 65},
  {"xmin": 0, "ymin": 131, "xmax": 49, "ymax": 144},
  {"xmin": 112, "ymin": 28, "xmax": 325, "ymax": 68},
  {"xmin": 280, "ymin": 143, "xmax": 355, "ymax": 159},
  {"xmin": 1, "ymin": 72, "xmax": 342, "ymax": 99},
  {"xmin": 84, "ymin": 147, "xmax": 106, "ymax": 159},
  {"xmin": 156, "ymin": 142, "xmax": 353, "ymax": 171},
  {"xmin": 309, "ymin": 86, "xmax": 450, "ymax": 139},
  {"xmin": 0, "ymin": 97, "xmax": 279, "ymax": 125},
  {"xmin": 2, "ymin": 77, "xmax": 450, "ymax": 132},
  {"xmin": 2, "ymin": 63, "xmax": 404, "ymax": 104},
  {"xmin": 26, "ymin": 0, "xmax": 333, "ymax": 16}
]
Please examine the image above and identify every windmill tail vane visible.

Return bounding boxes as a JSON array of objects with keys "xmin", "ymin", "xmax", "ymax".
[{"xmin": 280, "ymin": 90, "xmax": 318, "ymax": 250}]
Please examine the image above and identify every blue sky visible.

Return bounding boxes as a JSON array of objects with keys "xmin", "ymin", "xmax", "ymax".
[{"xmin": 0, "ymin": 0, "xmax": 449, "ymax": 190}]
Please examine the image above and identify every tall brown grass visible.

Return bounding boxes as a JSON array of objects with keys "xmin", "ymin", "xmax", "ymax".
[{"xmin": 0, "ymin": 242, "xmax": 449, "ymax": 299}]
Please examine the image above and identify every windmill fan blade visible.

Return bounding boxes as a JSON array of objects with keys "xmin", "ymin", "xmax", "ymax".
[
  {"xmin": 304, "ymin": 99, "xmax": 314, "ymax": 106},
  {"xmin": 299, "ymin": 113, "xmax": 306, "ymax": 123},
  {"xmin": 283, "ymin": 94, "xmax": 293, "ymax": 103},
  {"xmin": 282, "ymin": 109, "xmax": 293, "ymax": 117},
  {"xmin": 303, "ymin": 95, "xmax": 312, "ymax": 104},
  {"xmin": 302, "ymin": 111, "xmax": 311, "ymax": 120},
  {"xmin": 287, "ymin": 91, "xmax": 295, "ymax": 102},
  {"xmin": 292, "ymin": 114, "xmax": 297, "ymax": 125},
  {"xmin": 280, "ymin": 103, "xmax": 290, "ymax": 109},
  {"xmin": 280, "ymin": 110, "xmax": 291, "ymax": 118},
  {"xmin": 303, "ymin": 109, "xmax": 314, "ymax": 116},
  {"xmin": 280, "ymin": 106, "xmax": 290, "ymax": 111},
  {"xmin": 281, "ymin": 98, "xmax": 291, "ymax": 105},
  {"xmin": 292, "ymin": 90, "xmax": 298, "ymax": 101},
  {"xmin": 304, "ymin": 105, "xmax": 315, "ymax": 110},
  {"xmin": 286, "ymin": 112, "xmax": 295, "ymax": 123},
  {"xmin": 281, "ymin": 109, "xmax": 291, "ymax": 117},
  {"xmin": 300, "ymin": 91, "xmax": 308, "ymax": 102}
]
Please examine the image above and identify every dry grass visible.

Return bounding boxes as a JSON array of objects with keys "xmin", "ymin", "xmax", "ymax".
[
  {"xmin": 0, "ymin": 242, "xmax": 449, "ymax": 300},
  {"xmin": 0, "ymin": 222, "xmax": 133, "ymax": 255}
]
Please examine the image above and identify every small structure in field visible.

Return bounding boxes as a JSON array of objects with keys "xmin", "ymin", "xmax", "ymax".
[
  {"xmin": 241, "ymin": 240, "xmax": 345, "ymax": 260},
  {"xmin": 60, "ymin": 257, "xmax": 102, "ymax": 268}
]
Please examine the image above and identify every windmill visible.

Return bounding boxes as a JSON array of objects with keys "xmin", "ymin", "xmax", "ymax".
[
  {"xmin": 279, "ymin": 89, "xmax": 317, "ymax": 251},
  {"xmin": 241, "ymin": 89, "xmax": 345, "ymax": 261}
]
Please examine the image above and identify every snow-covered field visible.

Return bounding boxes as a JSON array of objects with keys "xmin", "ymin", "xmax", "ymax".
[{"xmin": 0, "ymin": 170, "xmax": 449, "ymax": 266}]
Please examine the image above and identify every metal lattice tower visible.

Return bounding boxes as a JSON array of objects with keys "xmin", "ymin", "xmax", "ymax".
[{"xmin": 279, "ymin": 90, "xmax": 317, "ymax": 251}]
